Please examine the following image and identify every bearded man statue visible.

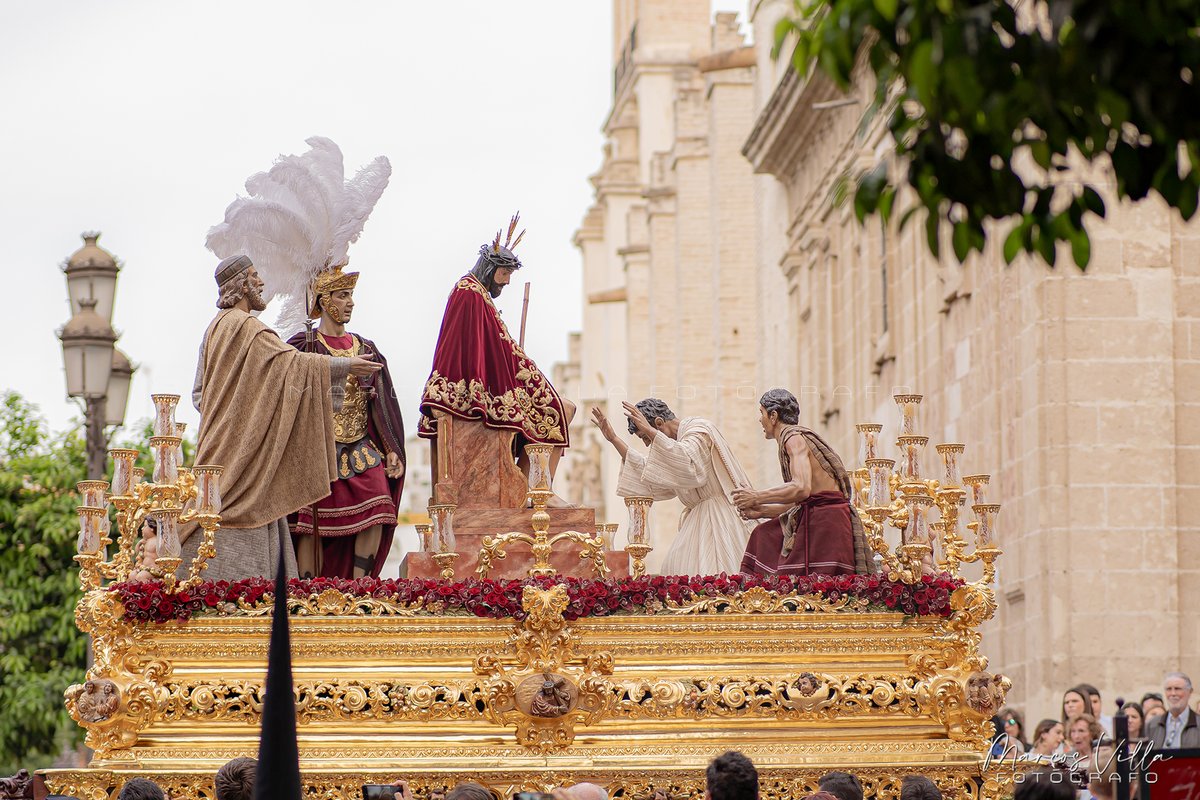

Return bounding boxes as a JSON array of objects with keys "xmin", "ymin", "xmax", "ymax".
[
  {"xmin": 419, "ymin": 216, "xmax": 575, "ymax": 493},
  {"xmin": 183, "ymin": 255, "xmax": 380, "ymax": 581}
]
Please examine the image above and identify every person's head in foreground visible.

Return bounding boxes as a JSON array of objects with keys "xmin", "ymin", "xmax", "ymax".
[{"xmin": 705, "ymin": 750, "xmax": 759, "ymax": 800}]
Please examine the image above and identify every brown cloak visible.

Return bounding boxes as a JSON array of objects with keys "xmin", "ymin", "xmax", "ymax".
[{"xmin": 192, "ymin": 309, "xmax": 339, "ymax": 531}]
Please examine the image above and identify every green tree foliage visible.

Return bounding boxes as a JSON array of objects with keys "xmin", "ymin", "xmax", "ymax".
[
  {"xmin": 0, "ymin": 394, "xmax": 174, "ymax": 773},
  {"xmin": 777, "ymin": 0, "xmax": 1200, "ymax": 268},
  {"xmin": 0, "ymin": 392, "xmax": 88, "ymax": 773}
]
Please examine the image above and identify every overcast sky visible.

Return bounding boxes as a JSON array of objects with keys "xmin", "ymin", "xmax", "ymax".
[{"xmin": 3, "ymin": 0, "xmax": 746, "ymax": 441}]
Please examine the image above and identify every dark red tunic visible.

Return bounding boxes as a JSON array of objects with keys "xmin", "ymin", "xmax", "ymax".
[
  {"xmin": 418, "ymin": 275, "xmax": 569, "ymax": 447},
  {"xmin": 286, "ymin": 330, "xmax": 405, "ymax": 578}
]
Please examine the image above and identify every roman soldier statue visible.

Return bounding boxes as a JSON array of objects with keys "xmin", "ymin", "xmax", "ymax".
[{"xmin": 286, "ymin": 266, "xmax": 405, "ymax": 578}]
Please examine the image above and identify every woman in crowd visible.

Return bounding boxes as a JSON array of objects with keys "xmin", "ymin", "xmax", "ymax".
[
  {"xmin": 1060, "ymin": 687, "xmax": 1089, "ymax": 725},
  {"xmin": 998, "ymin": 707, "xmax": 1029, "ymax": 753},
  {"xmin": 1028, "ymin": 719, "xmax": 1065, "ymax": 760},
  {"xmin": 1120, "ymin": 701, "xmax": 1145, "ymax": 742},
  {"xmin": 1065, "ymin": 713, "xmax": 1105, "ymax": 791}
]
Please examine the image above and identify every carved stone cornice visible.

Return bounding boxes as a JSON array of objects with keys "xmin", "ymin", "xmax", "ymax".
[{"xmin": 743, "ymin": 66, "xmax": 844, "ymax": 177}]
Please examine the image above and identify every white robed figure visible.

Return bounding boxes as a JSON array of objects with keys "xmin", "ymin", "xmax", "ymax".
[{"xmin": 591, "ymin": 399, "xmax": 755, "ymax": 575}]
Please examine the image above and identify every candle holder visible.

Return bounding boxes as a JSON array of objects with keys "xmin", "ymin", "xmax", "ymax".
[
  {"xmin": 151, "ymin": 394, "xmax": 180, "ymax": 438},
  {"xmin": 963, "ymin": 474, "xmax": 989, "ymax": 506},
  {"xmin": 893, "ymin": 394, "xmax": 922, "ymax": 434},
  {"xmin": 109, "ymin": 449, "xmax": 138, "ymax": 497},
  {"xmin": 476, "ymin": 444, "xmax": 609, "ymax": 579},
  {"xmin": 597, "ymin": 522, "xmax": 618, "ymax": 550},
  {"xmin": 430, "ymin": 503, "xmax": 457, "ymax": 553},
  {"xmin": 149, "ymin": 436, "xmax": 182, "ymax": 486},
  {"xmin": 856, "ymin": 423, "xmax": 883, "ymax": 464},
  {"xmin": 415, "ymin": 523, "xmax": 434, "ymax": 552},
  {"xmin": 935, "ymin": 444, "xmax": 965, "ymax": 489},
  {"xmin": 623, "ymin": 496, "xmax": 654, "ymax": 578},
  {"xmin": 192, "ymin": 466, "xmax": 223, "ymax": 516},
  {"xmin": 149, "ymin": 508, "xmax": 184, "ymax": 592},
  {"xmin": 896, "ymin": 435, "xmax": 928, "ymax": 487},
  {"xmin": 77, "ymin": 480, "xmax": 109, "ymax": 509}
]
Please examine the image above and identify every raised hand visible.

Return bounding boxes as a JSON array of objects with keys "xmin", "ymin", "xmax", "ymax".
[
  {"xmin": 621, "ymin": 401, "xmax": 656, "ymax": 439},
  {"xmin": 590, "ymin": 406, "xmax": 617, "ymax": 442}
]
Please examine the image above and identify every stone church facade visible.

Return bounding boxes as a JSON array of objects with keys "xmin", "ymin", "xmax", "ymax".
[{"xmin": 555, "ymin": 0, "xmax": 1200, "ymax": 716}]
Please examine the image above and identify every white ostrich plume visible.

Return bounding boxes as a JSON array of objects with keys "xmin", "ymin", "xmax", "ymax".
[{"xmin": 205, "ymin": 136, "xmax": 392, "ymax": 336}]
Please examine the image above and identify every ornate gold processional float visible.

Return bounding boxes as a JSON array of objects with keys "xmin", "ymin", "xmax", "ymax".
[{"xmin": 44, "ymin": 393, "xmax": 1016, "ymax": 800}]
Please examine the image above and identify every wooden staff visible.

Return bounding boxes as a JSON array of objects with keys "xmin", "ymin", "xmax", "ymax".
[{"xmin": 519, "ymin": 282, "xmax": 531, "ymax": 349}]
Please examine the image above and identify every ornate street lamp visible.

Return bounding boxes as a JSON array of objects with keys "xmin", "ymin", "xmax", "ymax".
[
  {"xmin": 63, "ymin": 232, "xmax": 120, "ymax": 321},
  {"xmin": 105, "ymin": 348, "xmax": 135, "ymax": 428},
  {"xmin": 58, "ymin": 232, "xmax": 134, "ymax": 478}
]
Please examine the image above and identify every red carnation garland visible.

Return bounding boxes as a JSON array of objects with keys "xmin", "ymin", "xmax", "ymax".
[{"xmin": 110, "ymin": 573, "xmax": 963, "ymax": 625}]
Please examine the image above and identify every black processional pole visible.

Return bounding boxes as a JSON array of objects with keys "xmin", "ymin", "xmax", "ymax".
[{"xmin": 1114, "ymin": 697, "xmax": 1131, "ymax": 800}]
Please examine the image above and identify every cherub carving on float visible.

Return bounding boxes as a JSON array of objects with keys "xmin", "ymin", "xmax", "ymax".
[
  {"xmin": 783, "ymin": 671, "xmax": 834, "ymax": 712},
  {"xmin": 132, "ymin": 517, "xmax": 159, "ymax": 583},
  {"xmin": 187, "ymin": 137, "xmax": 385, "ymax": 581}
]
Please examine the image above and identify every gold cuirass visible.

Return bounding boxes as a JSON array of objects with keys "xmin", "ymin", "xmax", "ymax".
[
  {"xmin": 318, "ymin": 332, "xmax": 370, "ymax": 444},
  {"xmin": 335, "ymin": 376, "xmax": 369, "ymax": 443}
]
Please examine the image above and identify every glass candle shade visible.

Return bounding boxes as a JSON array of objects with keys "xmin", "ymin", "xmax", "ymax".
[
  {"xmin": 150, "ymin": 436, "xmax": 181, "ymax": 485},
  {"xmin": 963, "ymin": 474, "xmax": 990, "ymax": 506},
  {"xmin": 429, "ymin": 504, "xmax": 456, "ymax": 552},
  {"xmin": 851, "ymin": 469, "xmax": 867, "ymax": 508},
  {"xmin": 151, "ymin": 394, "xmax": 180, "ymax": 438},
  {"xmin": 625, "ymin": 496, "xmax": 653, "ymax": 545},
  {"xmin": 174, "ymin": 422, "xmax": 187, "ymax": 464},
  {"xmin": 894, "ymin": 394, "xmax": 923, "ymax": 435},
  {"xmin": 524, "ymin": 444, "xmax": 553, "ymax": 493},
  {"xmin": 109, "ymin": 449, "xmax": 139, "ymax": 496},
  {"xmin": 936, "ymin": 444, "xmax": 965, "ymax": 489},
  {"xmin": 415, "ymin": 523, "xmax": 434, "ymax": 552},
  {"xmin": 77, "ymin": 480, "xmax": 109, "ymax": 509},
  {"xmin": 132, "ymin": 467, "xmax": 145, "ymax": 490},
  {"xmin": 856, "ymin": 423, "xmax": 883, "ymax": 465},
  {"xmin": 866, "ymin": 459, "xmax": 895, "ymax": 507},
  {"xmin": 905, "ymin": 493, "xmax": 935, "ymax": 546},
  {"xmin": 76, "ymin": 506, "xmax": 106, "ymax": 555},
  {"xmin": 928, "ymin": 520, "xmax": 947, "ymax": 562},
  {"xmin": 896, "ymin": 436, "xmax": 928, "ymax": 483},
  {"xmin": 601, "ymin": 523, "xmax": 619, "ymax": 549},
  {"xmin": 150, "ymin": 508, "xmax": 182, "ymax": 559},
  {"xmin": 972, "ymin": 504, "xmax": 1000, "ymax": 547},
  {"xmin": 192, "ymin": 465, "xmax": 223, "ymax": 515}
]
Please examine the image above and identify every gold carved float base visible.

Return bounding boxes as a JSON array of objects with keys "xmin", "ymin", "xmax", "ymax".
[{"xmin": 44, "ymin": 584, "xmax": 1014, "ymax": 800}]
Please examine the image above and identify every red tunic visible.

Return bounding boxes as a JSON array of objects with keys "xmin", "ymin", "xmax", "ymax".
[
  {"xmin": 419, "ymin": 275, "xmax": 569, "ymax": 446},
  {"xmin": 286, "ymin": 330, "xmax": 406, "ymax": 578}
]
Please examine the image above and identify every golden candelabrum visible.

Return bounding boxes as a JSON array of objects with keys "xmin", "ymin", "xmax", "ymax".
[
  {"xmin": 74, "ymin": 394, "xmax": 223, "ymax": 595},
  {"xmin": 67, "ymin": 393, "xmax": 225, "ymax": 757},
  {"xmin": 852, "ymin": 395, "xmax": 1002, "ymax": 589},
  {"xmin": 476, "ymin": 444, "xmax": 610, "ymax": 579}
]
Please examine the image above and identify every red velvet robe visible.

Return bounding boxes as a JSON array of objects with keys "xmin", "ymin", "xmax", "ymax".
[{"xmin": 419, "ymin": 275, "xmax": 569, "ymax": 446}]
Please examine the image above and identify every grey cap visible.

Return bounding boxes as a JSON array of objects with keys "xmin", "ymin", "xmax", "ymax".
[{"xmin": 214, "ymin": 254, "xmax": 253, "ymax": 287}]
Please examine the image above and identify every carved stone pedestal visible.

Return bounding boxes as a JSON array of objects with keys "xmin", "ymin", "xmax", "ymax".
[{"xmin": 410, "ymin": 411, "xmax": 627, "ymax": 580}]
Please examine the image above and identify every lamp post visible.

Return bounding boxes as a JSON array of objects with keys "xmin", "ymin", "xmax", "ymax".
[{"xmin": 58, "ymin": 232, "xmax": 135, "ymax": 479}]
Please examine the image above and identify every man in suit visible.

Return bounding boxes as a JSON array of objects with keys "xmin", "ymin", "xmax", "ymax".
[{"xmin": 1146, "ymin": 672, "xmax": 1200, "ymax": 749}]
